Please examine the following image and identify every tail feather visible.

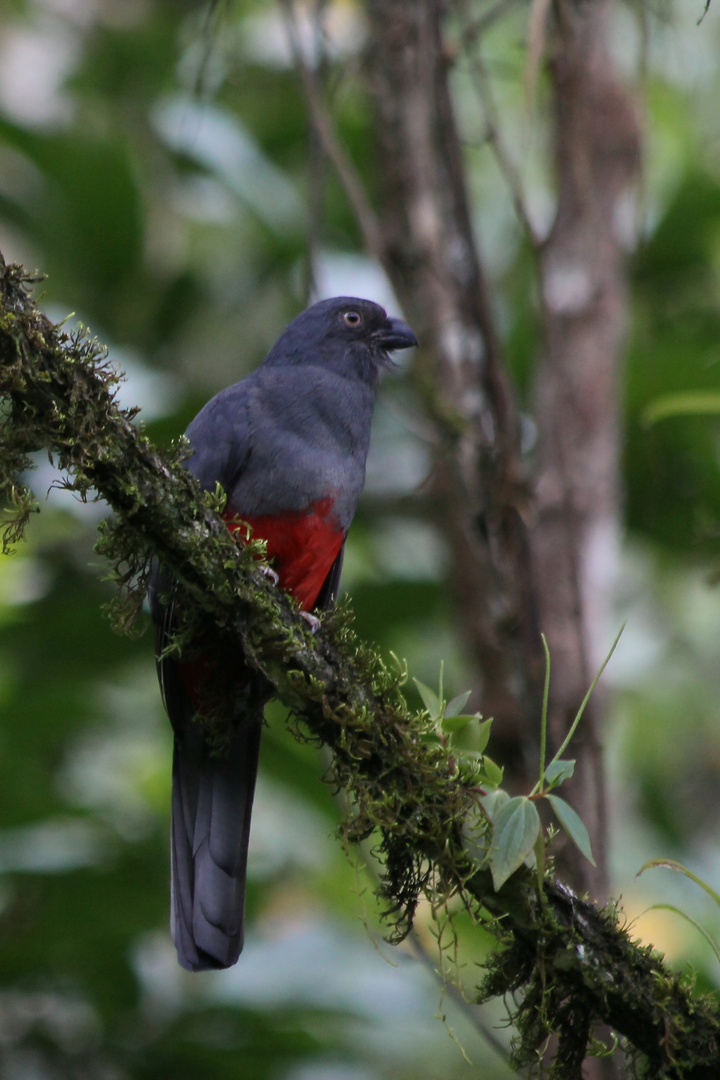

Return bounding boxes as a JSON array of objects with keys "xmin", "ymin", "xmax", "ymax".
[
  {"xmin": 149, "ymin": 545, "xmax": 347, "ymax": 972},
  {"xmin": 171, "ymin": 710, "xmax": 262, "ymax": 972}
]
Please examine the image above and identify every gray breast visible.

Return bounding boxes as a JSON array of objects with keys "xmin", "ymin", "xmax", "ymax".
[{"xmin": 228, "ymin": 367, "xmax": 374, "ymax": 525}]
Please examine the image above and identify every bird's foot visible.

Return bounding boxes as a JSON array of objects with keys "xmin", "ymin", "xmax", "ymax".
[
  {"xmin": 260, "ymin": 565, "xmax": 280, "ymax": 586},
  {"xmin": 300, "ymin": 611, "xmax": 321, "ymax": 634}
]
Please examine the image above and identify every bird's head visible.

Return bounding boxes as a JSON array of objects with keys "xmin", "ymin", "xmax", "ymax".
[{"xmin": 263, "ymin": 297, "xmax": 418, "ymax": 385}]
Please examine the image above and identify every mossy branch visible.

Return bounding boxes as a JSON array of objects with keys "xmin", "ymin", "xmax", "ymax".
[{"xmin": 0, "ymin": 254, "xmax": 718, "ymax": 1078}]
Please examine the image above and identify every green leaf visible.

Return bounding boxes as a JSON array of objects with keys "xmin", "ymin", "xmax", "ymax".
[
  {"xmin": 544, "ymin": 758, "xmax": 575, "ymax": 787},
  {"xmin": 546, "ymin": 794, "xmax": 596, "ymax": 866},
  {"xmin": 637, "ymin": 858, "xmax": 720, "ymax": 909},
  {"xmin": 479, "ymin": 788, "xmax": 510, "ymax": 820},
  {"xmin": 481, "ymin": 755, "xmax": 504, "ymax": 788},
  {"xmin": 444, "ymin": 690, "xmax": 472, "ymax": 718},
  {"xmin": 645, "ymin": 904, "xmax": 720, "ymax": 965},
  {"xmin": 642, "ymin": 391, "xmax": 720, "ymax": 427},
  {"xmin": 449, "ymin": 717, "xmax": 493, "ymax": 755},
  {"xmin": 441, "ymin": 713, "xmax": 475, "ymax": 733},
  {"xmin": 413, "ymin": 677, "xmax": 442, "ymax": 720},
  {"xmin": 475, "ymin": 718, "xmax": 493, "ymax": 754},
  {"xmin": 489, "ymin": 796, "xmax": 541, "ymax": 890}
]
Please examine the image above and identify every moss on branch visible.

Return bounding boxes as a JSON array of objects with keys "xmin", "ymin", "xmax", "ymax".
[{"xmin": 1, "ymin": 254, "xmax": 719, "ymax": 1077}]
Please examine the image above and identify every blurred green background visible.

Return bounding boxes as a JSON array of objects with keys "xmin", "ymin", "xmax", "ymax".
[{"xmin": 1, "ymin": 1, "xmax": 720, "ymax": 1076}]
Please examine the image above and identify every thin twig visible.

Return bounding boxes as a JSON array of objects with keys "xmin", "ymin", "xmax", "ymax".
[
  {"xmin": 191, "ymin": 0, "xmax": 229, "ymax": 100},
  {"xmin": 406, "ymin": 930, "xmax": 513, "ymax": 1069},
  {"xmin": 524, "ymin": 0, "xmax": 552, "ymax": 109},
  {"xmin": 457, "ymin": 19, "xmax": 540, "ymax": 246},
  {"xmin": 454, "ymin": 0, "xmax": 524, "ymax": 46},
  {"xmin": 302, "ymin": 0, "xmax": 330, "ymax": 300},
  {"xmin": 279, "ymin": 0, "xmax": 386, "ymax": 262}
]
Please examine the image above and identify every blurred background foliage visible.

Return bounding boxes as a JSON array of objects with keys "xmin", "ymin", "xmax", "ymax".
[{"xmin": 0, "ymin": 0, "xmax": 720, "ymax": 1077}]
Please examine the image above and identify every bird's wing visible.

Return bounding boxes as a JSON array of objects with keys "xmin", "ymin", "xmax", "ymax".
[
  {"xmin": 150, "ymin": 383, "xmax": 267, "ymax": 971},
  {"xmin": 313, "ymin": 542, "xmax": 346, "ymax": 611},
  {"xmin": 183, "ymin": 381, "xmax": 253, "ymax": 493}
]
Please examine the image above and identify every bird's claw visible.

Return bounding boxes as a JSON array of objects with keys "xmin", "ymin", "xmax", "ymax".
[
  {"xmin": 300, "ymin": 611, "xmax": 321, "ymax": 634},
  {"xmin": 260, "ymin": 565, "xmax": 280, "ymax": 586}
]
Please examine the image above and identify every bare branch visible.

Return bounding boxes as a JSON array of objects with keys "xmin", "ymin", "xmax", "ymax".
[
  {"xmin": 454, "ymin": 1, "xmax": 541, "ymax": 247},
  {"xmin": 279, "ymin": 0, "xmax": 386, "ymax": 262}
]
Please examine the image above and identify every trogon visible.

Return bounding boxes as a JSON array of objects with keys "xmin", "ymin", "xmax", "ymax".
[{"xmin": 150, "ymin": 296, "xmax": 417, "ymax": 972}]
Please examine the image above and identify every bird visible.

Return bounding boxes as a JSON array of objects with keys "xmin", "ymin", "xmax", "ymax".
[{"xmin": 150, "ymin": 296, "xmax": 418, "ymax": 971}]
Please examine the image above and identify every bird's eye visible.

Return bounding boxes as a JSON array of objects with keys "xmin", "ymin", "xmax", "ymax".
[{"xmin": 343, "ymin": 311, "xmax": 361, "ymax": 327}]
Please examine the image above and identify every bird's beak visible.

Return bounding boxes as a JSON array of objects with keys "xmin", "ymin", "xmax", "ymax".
[{"xmin": 374, "ymin": 317, "xmax": 419, "ymax": 352}]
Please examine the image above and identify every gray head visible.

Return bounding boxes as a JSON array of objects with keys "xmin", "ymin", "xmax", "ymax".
[{"xmin": 263, "ymin": 297, "xmax": 418, "ymax": 385}]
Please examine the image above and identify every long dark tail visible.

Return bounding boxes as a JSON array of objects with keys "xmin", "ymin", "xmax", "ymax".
[
  {"xmin": 149, "ymin": 561, "xmax": 266, "ymax": 971},
  {"xmin": 149, "ymin": 543, "xmax": 345, "ymax": 971},
  {"xmin": 171, "ymin": 712, "xmax": 262, "ymax": 971}
]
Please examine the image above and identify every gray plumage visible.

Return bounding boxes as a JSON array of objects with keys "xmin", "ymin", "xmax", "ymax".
[{"xmin": 150, "ymin": 297, "xmax": 417, "ymax": 970}]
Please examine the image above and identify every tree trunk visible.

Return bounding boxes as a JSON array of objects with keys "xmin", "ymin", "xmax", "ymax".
[
  {"xmin": 532, "ymin": 0, "xmax": 641, "ymax": 897},
  {"xmin": 362, "ymin": 8, "xmax": 640, "ymax": 1069},
  {"xmin": 364, "ymin": 0, "xmax": 640, "ymax": 904},
  {"xmin": 364, "ymin": 0, "xmax": 544, "ymax": 792}
]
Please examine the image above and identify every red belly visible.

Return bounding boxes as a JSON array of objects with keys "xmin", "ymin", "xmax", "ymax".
[{"xmin": 223, "ymin": 495, "xmax": 344, "ymax": 611}]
